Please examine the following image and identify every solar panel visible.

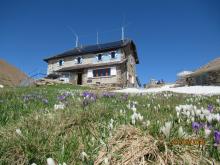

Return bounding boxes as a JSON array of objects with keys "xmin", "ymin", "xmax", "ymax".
[{"xmin": 44, "ymin": 39, "xmax": 132, "ymax": 61}]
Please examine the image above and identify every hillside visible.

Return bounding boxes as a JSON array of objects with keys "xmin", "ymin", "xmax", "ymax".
[{"xmin": 0, "ymin": 60, "xmax": 28, "ymax": 86}]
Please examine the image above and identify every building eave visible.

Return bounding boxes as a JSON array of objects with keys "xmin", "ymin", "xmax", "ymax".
[{"xmin": 56, "ymin": 59, "xmax": 127, "ymax": 72}]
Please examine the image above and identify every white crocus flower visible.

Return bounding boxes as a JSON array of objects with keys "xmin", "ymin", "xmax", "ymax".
[
  {"xmin": 176, "ymin": 112, "xmax": 180, "ymax": 118},
  {"xmin": 186, "ymin": 111, "xmax": 190, "ymax": 118},
  {"xmin": 206, "ymin": 115, "xmax": 213, "ymax": 123},
  {"xmin": 16, "ymin": 129, "xmax": 22, "ymax": 136},
  {"xmin": 204, "ymin": 128, "xmax": 211, "ymax": 138},
  {"xmin": 160, "ymin": 121, "xmax": 172, "ymax": 138},
  {"xmin": 137, "ymin": 113, "xmax": 143, "ymax": 121},
  {"xmin": 199, "ymin": 114, "xmax": 205, "ymax": 120},
  {"xmin": 108, "ymin": 119, "xmax": 114, "ymax": 130},
  {"xmin": 31, "ymin": 163, "xmax": 37, "ymax": 165},
  {"xmin": 146, "ymin": 120, "xmax": 150, "ymax": 127},
  {"xmin": 80, "ymin": 151, "xmax": 89, "ymax": 161},
  {"xmin": 131, "ymin": 106, "xmax": 137, "ymax": 113},
  {"xmin": 54, "ymin": 103, "xmax": 65, "ymax": 110},
  {"xmin": 47, "ymin": 158, "xmax": 56, "ymax": 165},
  {"xmin": 131, "ymin": 114, "xmax": 136, "ymax": 125},
  {"xmin": 178, "ymin": 126, "xmax": 185, "ymax": 137},
  {"xmin": 104, "ymin": 157, "xmax": 110, "ymax": 165},
  {"xmin": 195, "ymin": 109, "xmax": 201, "ymax": 116}
]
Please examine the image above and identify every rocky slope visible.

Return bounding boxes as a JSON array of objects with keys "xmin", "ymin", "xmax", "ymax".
[{"xmin": 0, "ymin": 60, "xmax": 28, "ymax": 86}]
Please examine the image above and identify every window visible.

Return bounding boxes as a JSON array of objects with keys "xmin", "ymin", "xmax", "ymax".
[
  {"xmin": 77, "ymin": 57, "xmax": 82, "ymax": 64},
  {"xmin": 111, "ymin": 51, "xmax": 116, "ymax": 59},
  {"xmin": 97, "ymin": 54, "xmax": 102, "ymax": 61},
  {"xmin": 93, "ymin": 68, "xmax": 111, "ymax": 77},
  {"xmin": 59, "ymin": 60, "xmax": 64, "ymax": 66}
]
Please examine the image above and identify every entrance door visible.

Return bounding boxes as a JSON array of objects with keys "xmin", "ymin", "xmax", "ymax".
[{"xmin": 77, "ymin": 73, "xmax": 82, "ymax": 85}]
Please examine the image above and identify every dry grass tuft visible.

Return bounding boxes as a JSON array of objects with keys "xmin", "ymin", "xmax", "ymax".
[{"xmin": 94, "ymin": 125, "xmax": 213, "ymax": 165}]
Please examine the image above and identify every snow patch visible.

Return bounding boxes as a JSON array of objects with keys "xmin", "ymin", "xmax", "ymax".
[{"xmin": 115, "ymin": 85, "xmax": 220, "ymax": 95}]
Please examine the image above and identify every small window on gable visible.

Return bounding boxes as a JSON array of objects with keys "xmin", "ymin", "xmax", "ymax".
[
  {"xmin": 59, "ymin": 59, "xmax": 64, "ymax": 66},
  {"xmin": 97, "ymin": 54, "xmax": 102, "ymax": 61},
  {"xmin": 77, "ymin": 57, "xmax": 82, "ymax": 64},
  {"xmin": 111, "ymin": 51, "xmax": 116, "ymax": 59}
]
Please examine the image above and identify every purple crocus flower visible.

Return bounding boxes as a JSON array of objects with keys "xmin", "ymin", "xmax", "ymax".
[
  {"xmin": 208, "ymin": 104, "xmax": 214, "ymax": 112},
  {"xmin": 58, "ymin": 95, "xmax": 66, "ymax": 101},
  {"xmin": 192, "ymin": 122, "xmax": 201, "ymax": 133},
  {"xmin": 214, "ymin": 130, "xmax": 220, "ymax": 146},
  {"xmin": 121, "ymin": 94, "xmax": 128, "ymax": 101},
  {"xmin": 42, "ymin": 99, "xmax": 48, "ymax": 104},
  {"xmin": 82, "ymin": 91, "xmax": 91, "ymax": 98}
]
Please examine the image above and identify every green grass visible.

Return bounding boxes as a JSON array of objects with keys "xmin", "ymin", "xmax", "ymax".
[{"xmin": 0, "ymin": 84, "xmax": 220, "ymax": 164}]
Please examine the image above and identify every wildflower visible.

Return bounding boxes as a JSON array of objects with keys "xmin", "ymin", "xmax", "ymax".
[
  {"xmin": 42, "ymin": 99, "xmax": 48, "ymax": 104},
  {"xmin": 208, "ymin": 104, "xmax": 214, "ymax": 113},
  {"xmin": 195, "ymin": 109, "xmax": 201, "ymax": 116},
  {"xmin": 103, "ymin": 157, "xmax": 110, "ymax": 165},
  {"xmin": 131, "ymin": 105, "xmax": 137, "ymax": 113},
  {"xmin": 47, "ymin": 158, "xmax": 56, "ymax": 165},
  {"xmin": 146, "ymin": 120, "xmax": 150, "ymax": 127},
  {"xmin": 137, "ymin": 113, "xmax": 143, "ymax": 121},
  {"xmin": 176, "ymin": 112, "xmax": 180, "ymax": 118},
  {"xmin": 214, "ymin": 131, "xmax": 220, "ymax": 146},
  {"xmin": 100, "ymin": 139, "xmax": 106, "ymax": 146},
  {"xmin": 16, "ymin": 128, "xmax": 22, "ymax": 136},
  {"xmin": 199, "ymin": 114, "xmax": 205, "ymax": 120},
  {"xmin": 192, "ymin": 122, "xmax": 200, "ymax": 133},
  {"xmin": 204, "ymin": 128, "xmax": 211, "ymax": 138},
  {"xmin": 54, "ymin": 103, "xmax": 65, "ymax": 110},
  {"xmin": 108, "ymin": 119, "xmax": 114, "ymax": 130},
  {"xmin": 131, "ymin": 113, "xmax": 137, "ymax": 125},
  {"xmin": 206, "ymin": 115, "xmax": 213, "ymax": 123},
  {"xmin": 80, "ymin": 151, "xmax": 89, "ymax": 161},
  {"xmin": 178, "ymin": 126, "xmax": 185, "ymax": 137},
  {"xmin": 160, "ymin": 121, "xmax": 172, "ymax": 138}
]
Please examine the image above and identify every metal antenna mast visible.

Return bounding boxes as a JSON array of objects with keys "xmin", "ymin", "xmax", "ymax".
[
  {"xmin": 121, "ymin": 26, "xmax": 124, "ymax": 40},
  {"xmin": 67, "ymin": 26, "xmax": 79, "ymax": 47},
  {"xmin": 96, "ymin": 31, "xmax": 99, "ymax": 44},
  {"xmin": 75, "ymin": 34, "xmax": 79, "ymax": 47}
]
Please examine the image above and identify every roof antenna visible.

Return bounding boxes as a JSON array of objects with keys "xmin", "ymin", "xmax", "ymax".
[
  {"xmin": 121, "ymin": 26, "xmax": 124, "ymax": 41},
  {"xmin": 96, "ymin": 31, "xmax": 99, "ymax": 44},
  {"xmin": 75, "ymin": 34, "xmax": 79, "ymax": 47},
  {"xmin": 67, "ymin": 26, "xmax": 79, "ymax": 47}
]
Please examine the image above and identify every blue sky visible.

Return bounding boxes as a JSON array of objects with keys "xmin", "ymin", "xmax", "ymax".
[{"xmin": 0, "ymin": 0, "xmax": 220, "ymax": 84}]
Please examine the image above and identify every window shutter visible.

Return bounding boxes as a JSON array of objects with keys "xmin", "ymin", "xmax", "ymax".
[
  {"xmin": 87, "ymin": 69, "xmax": 93, "ymax": 78},
  {"xmin": 111, "ymin": 67, "xmax": 116, "ymax": 76}
]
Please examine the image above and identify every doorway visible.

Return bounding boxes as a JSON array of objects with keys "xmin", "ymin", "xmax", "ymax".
[{"xmin": 77, "ymin": 73, "xmax": 82, "ymax": 85}]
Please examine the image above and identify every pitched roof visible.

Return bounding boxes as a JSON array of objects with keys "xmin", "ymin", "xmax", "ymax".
[
  {"xmin": 188, "ymin": 57, "xmax": 220, "ymax": 76},
  {"xmin": 44, "ymin": 39, "xmax": 139, "ymax": 64}
]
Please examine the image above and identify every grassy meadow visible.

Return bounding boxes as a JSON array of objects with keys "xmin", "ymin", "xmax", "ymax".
[{"xmin": 0, "ymin": 84, "xmax": 220, "ymax": 164}]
